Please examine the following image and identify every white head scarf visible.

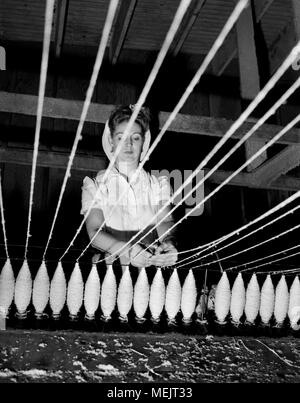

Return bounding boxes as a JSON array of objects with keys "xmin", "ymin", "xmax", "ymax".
[{"xmin": 102, "ymin": 108, "xmax": 151, "ymax": 162}]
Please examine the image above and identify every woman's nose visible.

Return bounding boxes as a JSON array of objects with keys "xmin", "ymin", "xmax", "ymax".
[{"xmin": 124, "ymin": 137, "xmax": 133, "ymax": 146}]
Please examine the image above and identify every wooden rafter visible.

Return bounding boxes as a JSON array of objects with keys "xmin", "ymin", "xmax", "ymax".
[
  {"xmin": 0, "ymin": 91, "xmax": 300, "ymax": 145},
  {"xmin": 236, "ymin": 1, "xmax": 268, "ymax": 171},
  {"xmin": 54, "ymin": 0, "xmax": 69, "ymax": 59},
  {"xmin": 269, "ymin": 0, "xmax": 300, "ymax": 74},
  {"xmin": 0, "ymin": 146, "xmax": 299, "ymax": 191},
  {"xmin": 214, "ymin": 0, "xmax": 275, "ymax": 76},
  {"xmin": 245, "ymin": 138, "xmax": 267, "ymax": 172},
  {"xmin": 236, "ymin": 2, "xmax": 260, "ymax": 100},
  {"xmin": 252, "ymin": 144, "xmax": 300, "ymax": 186},
  {"xmin": 170, "ymin": 0, "xmax": 207, "ymax": 57},
  {"xmin": 109, "ymin": 0, "xmax": 137, "ymax": 65}
]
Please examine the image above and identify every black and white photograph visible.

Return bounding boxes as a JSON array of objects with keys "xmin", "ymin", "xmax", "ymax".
[{"xmin": 0, "ymin": 0, "xmax": 300, "ymax": 387}]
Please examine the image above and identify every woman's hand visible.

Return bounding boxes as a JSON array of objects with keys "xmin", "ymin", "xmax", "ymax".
[
  {"xmin": 149, "ymin": 241, "xmax": 178, "ymax": 267},
  {"xmin": 130, "ymin": 244, "xmax": 153, "ymax": 268},
  {"xmin": 103, "ymin": 242, "xmax": 131, "ymax": 266}
]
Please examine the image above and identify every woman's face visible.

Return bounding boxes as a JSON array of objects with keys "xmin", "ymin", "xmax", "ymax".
[{"xmin": 110, "ymin": 120, "xmax": 145, "ymax": 164}]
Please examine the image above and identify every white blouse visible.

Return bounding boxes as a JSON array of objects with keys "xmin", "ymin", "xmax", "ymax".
[{"xmin": 81, "ymin": 167, "xmax": 172, "ymax": 232}]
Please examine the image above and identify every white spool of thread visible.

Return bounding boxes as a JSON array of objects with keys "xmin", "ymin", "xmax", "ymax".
[
  {"xmin": 32, "ymin": 261, "xmax": 50, "ymax": 318},
  {"xmin": 259, "ymin": 274, "xmax": 275, "ymax": 326},
  {"xmin": 84, "ymin": 264, "xmax": 100, "ymax": 320},
  {"xmin": 149, "ymin": 268, "xmax": 165, "ymax": 323},
  {"xmin": 288, "ymin": 276, "xmax": 300, "ymax": 331},
  {"xmin": 66, "ymin": 262, "xmax": 84, "ymax": 319},
  {"xmin": 100, "ymin": 264, "xmax": 117, "ymax": 321},
  {"xmin": 274, "ymin": 275, "xmax": 289, "ymax": 326},
  {"xmin": 245, "ymin": 274, "xmax": 260, "ymax": 324},
  {"xmin": 165, "ymin": 269, "xmax": 181, "ymax": 324},
  {"xmin": 215, "ymin": 272, "xmax": 231, "ymax": 324},
  {"xmin": 0, "ymin": 259, "xmax": 15, "ymax": 317},
  {"xmin": 181, "ymin": 269, "xmax": 197, "ymax": 324},
  {"xmin": 230, "ymin": 273, "xmax": 246, "ymax": 325},
  {"xmin": 50, "ymin": 261, "xmax": 67, "ymax": 319},
  {"xmin": 133, "ymin": 267, "xmax": 150, "ymax": 322},
  {"xmin": 14, "ymin": 260, "xmax": 32, "ymax": 318},
  {"xmin": 117, "ymin": 266, "xmax": 133, "ymax": 322}
]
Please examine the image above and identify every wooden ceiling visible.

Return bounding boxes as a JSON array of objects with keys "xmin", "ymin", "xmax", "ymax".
[{"xmin": 0, "ymin": 0, "xmax": 294, "ymax": 75}]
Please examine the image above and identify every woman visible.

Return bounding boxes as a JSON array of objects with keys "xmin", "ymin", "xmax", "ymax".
[{"xmin": 81, "ymin": 104, "xmax": 178, "ymax": 268}]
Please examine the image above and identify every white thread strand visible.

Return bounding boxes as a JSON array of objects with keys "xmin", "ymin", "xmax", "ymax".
[
  {"xmin": 138, "ymin": 88, "xmax": 300, "ymax": 257},
  {"xmin": 24, "ymin": 0, "xmax": 55, "ymax": 260},
  {"xmin": 239, "ymin": 249, "xmax": 300, "ymax": 273},
  {"xmin": 88, "ymin": 0, "xmax": 249, "ymax": 261},
  {"xmin": 183, "ymin": 244, "xmax": 300, "ymax": 274},
  {"xmin": 177, "ymin": 218, "xmax": 300, "ymax": 271},
  {"xmin": 230, "ymin": 243, "xmax": 300, "ymax": 273},
  {"xmin": 111, "ymin": 63, "xmax": 300, "ymax": 262},
  {"xmin": 176, "ymin": 188, "xmax": 300, "ymax": 266},
  {"xmin": 0, "ymin": 171, "xmax": 9, "ymax": 259},
  {"xmin": 95, "ymin": 0, "xmax": 260, "ymax": 264},
  {"xmin": 175, "ymin": 204, "xmax": 300, "ymax": 270},
  {"xmin": 206, "ymin": 223, "xmax": 300, "ymax": 269},
  {"xmin": 255, "ymin": 267, "xmax": 300, "ymax": 276},
  {"xmin": 43, "ymin": 0, "xmax": 120, "ymax": 261},
  {"xmin": 74, "ymin": 0, "xmax": 196, "ymax": 261}
]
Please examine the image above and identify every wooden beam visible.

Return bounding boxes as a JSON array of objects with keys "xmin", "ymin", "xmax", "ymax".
[
  {"xmin": 252, "ymin": 144, "xmax": 300, "ymax": 186},
  {"xmin": 54, "ymin": 0, "xmax": 69, "ymax": 59},
  {"xmin": 236, "ymin": 3, "xmax": 270, "ymax": 171},
  {"xmin": 214, "ymin": 0, "xmax": 275, "ymax": 76},
  {"xmin": 1, "ymin": 91, "xmax": 300, "ymax": 145},
  {"xmin": 0, "ymin": 146, "xmax": 299, "ymax": 191},
  {"xmin": 254, "ymin": 0, "xmax": 275, "ymax": 21},
  {"xmin": 0, "ymin": 46, "xmax": 6, "ymax": 70},
  {"xmin": 236, "ymin": 2, "xmax": 260, "ymax": 100},
  {"xmin": 170, "ymin": 0, "xmax": 207, "ymax": 57},
  {"xmin": 244, "ymin": 138, "xmax": 267, "ymax": 172},
  {"xmin": 207, "ymin": 168, "xmax": 300, "ymax": 191},
  {"xmin": 212, "ymin": 32, "xmax": 237, "ymax": 77},
  {"xmin": 269, "ymin": 0, "xmax": 300, "ymax": 75},
  {"xmin": 0, "ymin": 147, "xmax": 106, "ymax": 172},
  {"xmin": 109, "ymin": 0, "xmax": 137, "ymax": 65}
]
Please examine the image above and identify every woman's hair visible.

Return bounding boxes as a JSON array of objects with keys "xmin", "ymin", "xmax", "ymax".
[{"xmin": 108, "ymin": 104, "xmax": 151, "ymax": 137}]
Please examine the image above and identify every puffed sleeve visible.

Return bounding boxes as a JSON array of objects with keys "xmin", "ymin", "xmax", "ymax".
[
  {"xmin": 157, "ymin": 175, "xmax": 172, "ymax": 204},
  {"xmin": 80, "ymin": 176, "xmax": 107, "ymax": 215}
]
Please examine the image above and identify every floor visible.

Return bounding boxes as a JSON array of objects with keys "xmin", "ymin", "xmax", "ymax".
[{"xmin": 0, "ymin": 329, "xmax": 300, "ymax": 383}]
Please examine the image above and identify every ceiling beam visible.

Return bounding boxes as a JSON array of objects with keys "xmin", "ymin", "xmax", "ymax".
[
  {"xmin": 170, "ymin": 0, "xmax": 207, "ymax": 57},
  {"xmin": 0, "ymin": 147, "xmax": 106, "ymax": 172},
  {"xmin": 244, "ymin": 138, "xmax": 267, "ymax": 172},
  {"xmin": 214, "ymin": 0, "xmax": 275, "ymax": 76},
  {"xmin": 236, "ymin": 3, "xmax": 268, "ymax": 170},
  {"xmin": 205, "ymin": 167, "xmax": 300, "ymax": 191},
  {"xmin": 269, "ymin": 0, "xmax": 300, "ymax": 75},
  {"xmin": 254, "ymin": 0, "xmax": 276, "ymax": 21},
  {"xmin": 252, "ymin": 144, "xmax": 300, "ymax": 186},
  {"xmin": 109, "ymin": 0, "xmax": 137, "ymax": 65},
  {"xmin": 236, "ymin": 1, "xmax": 260, "ymax": 100},
  {"xmin": 0, "ymin": 146, "xmax": 299, "ymax": 191},
  {"xmin": 54, "ymin": 0, "xmax": 69, "ymax": 59},
  {"xmin": 1, "ymin": 91, "xmax": 300, "ymax": 145}
]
